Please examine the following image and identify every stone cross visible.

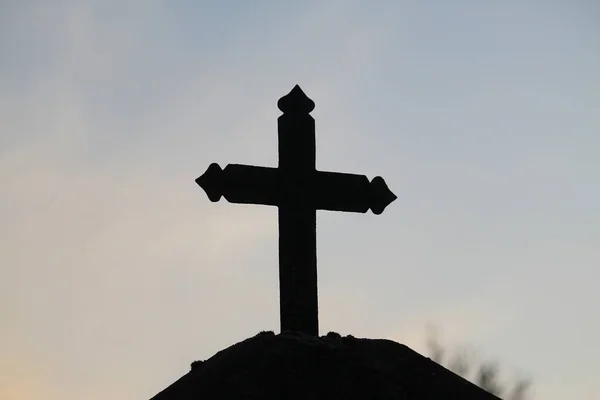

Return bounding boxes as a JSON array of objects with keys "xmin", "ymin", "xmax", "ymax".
[{"xmin": 196, "ymin": 85, "xmax": 396, "ymax": 336}]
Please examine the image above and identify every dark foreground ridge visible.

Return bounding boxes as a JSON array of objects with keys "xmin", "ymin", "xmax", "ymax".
[{"xmin": 150, "ymin": 331, "xmax": 500, "ymax": 400}]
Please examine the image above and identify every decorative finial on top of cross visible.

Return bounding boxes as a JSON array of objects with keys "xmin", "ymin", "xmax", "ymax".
[{"xmin": 277, "ymin": 85, "xmax": 315, "ymax": 114}]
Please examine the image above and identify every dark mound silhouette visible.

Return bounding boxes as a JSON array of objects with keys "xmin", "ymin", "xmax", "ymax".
[{"xmin": 150, "ymin": 331, "xmax": 500, "ymax": 399}]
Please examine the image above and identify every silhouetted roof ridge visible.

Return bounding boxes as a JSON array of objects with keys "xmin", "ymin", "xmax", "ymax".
[{"xmin": 150, "ymin": 331, "xmax": 501, "ymax": 399}]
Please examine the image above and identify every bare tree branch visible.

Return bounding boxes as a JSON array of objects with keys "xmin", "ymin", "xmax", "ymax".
[
  {"xmin": 475, "ymin": 361, "xmax": 503, "ymax": 397},
  {"xmin": 424, "ymin": 326, "xmax": 533, "ymax": 399}
]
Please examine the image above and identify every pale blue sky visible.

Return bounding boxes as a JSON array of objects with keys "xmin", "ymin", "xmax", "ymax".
[{"xmin": 1, "ymin": 1, "xmax": 599, "ymax": 399}]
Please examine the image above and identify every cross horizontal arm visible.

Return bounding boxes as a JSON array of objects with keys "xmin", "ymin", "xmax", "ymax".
[
  {"xmin": 313, "ymin": 171, "xmax": 397, "ymax": 214},
  {"xmin": 197, "ymin": 163, "xmax": 397, "ymax": 214},
  {"xmin": 196, "ymin": 163, "xmax": 279, "ymax": 206}
]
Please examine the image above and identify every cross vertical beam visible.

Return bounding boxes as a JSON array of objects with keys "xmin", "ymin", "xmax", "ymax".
[{"xmin": 277, "ymin": 93, "xmax": 318, "ymax": 334}]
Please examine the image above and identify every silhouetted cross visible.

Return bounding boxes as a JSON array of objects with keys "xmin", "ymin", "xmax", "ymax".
[{"xmin": 196, "ymin": 85, "xmax": 396, "ymax": 336}]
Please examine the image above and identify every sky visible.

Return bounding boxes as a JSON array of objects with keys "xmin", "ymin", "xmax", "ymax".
[{"xmin": 1, "ymin": 1, "xmax": 599, "ymax": 399}]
